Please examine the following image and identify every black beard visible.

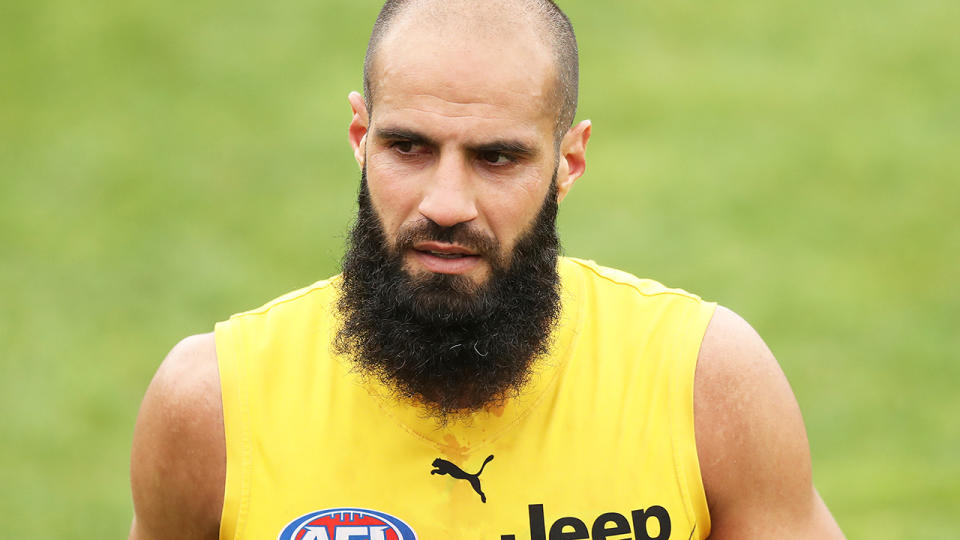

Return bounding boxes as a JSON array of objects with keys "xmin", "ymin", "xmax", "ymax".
[{"xmin": 334, "ymin": 169, "xmax": 562, "ymax": 422}]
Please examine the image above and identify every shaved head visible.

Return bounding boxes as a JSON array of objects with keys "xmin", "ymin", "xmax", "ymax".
[{"xmin": 362, "ymin": 0, "xmax": 579, "ymax": 142}]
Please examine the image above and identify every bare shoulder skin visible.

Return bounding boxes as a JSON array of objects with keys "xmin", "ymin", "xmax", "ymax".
[
  {"xmin": 129, "ymin": 333, "xmax": 225, "ymax": 540},
  {"xmin": 695, "ymin": 306, "xmax": 844, "ymax": 539}
]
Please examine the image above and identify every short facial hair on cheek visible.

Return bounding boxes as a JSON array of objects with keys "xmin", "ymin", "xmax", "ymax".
[{"xmin": 334, "ymin": 167, "xmax": 562, "ymax": 422}]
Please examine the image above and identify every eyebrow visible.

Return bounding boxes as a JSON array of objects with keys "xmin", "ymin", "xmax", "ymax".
[
  {"xmin": 373, "ymin": 127, "xmax": 437, "ymax": 147},
  {"xmin": 470, "ymin": 139, "xmax": 539, "ymax": 160},
  {"xmin": 373, "ymin": 126, "xmax": 540, "ymax": 160}
]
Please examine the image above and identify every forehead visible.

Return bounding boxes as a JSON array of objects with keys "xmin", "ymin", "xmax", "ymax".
[{"xmin": 370, "ymin": 9, "xmax": 557, "ymax": 142}]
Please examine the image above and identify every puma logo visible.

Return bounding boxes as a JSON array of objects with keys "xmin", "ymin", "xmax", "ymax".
[{"xmin": 430, "ymin": 454, "xmax": 494, "ymax": 503}]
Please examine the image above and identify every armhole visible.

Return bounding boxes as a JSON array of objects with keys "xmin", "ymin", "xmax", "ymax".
[
  {"xmin": 668, "ymin": 300, "xmax": 717, "ymax": 540},
  {"xmin": 215, "ymin": 319, "xmax": 249, "ymax": 540}
]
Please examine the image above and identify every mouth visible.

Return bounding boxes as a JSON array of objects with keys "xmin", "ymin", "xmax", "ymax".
[
  {"xmin": 410, "ymin": 242, "xmax": 483, "ymax": 274},
  {"xmin": 422, "ymin": 251, "xmax": 469, "ymax": 259},
  {"xmin": 413, "ymin": 241, "xmax": 478, "ymax": 257}
]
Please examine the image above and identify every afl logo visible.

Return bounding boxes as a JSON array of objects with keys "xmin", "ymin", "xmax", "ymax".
[{"xmin": 278, "ymin": 507, "xmax": 417, "ymax": 540}]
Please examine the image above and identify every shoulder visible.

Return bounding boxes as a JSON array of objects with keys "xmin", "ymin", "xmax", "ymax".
[
  {"xmin": 228, "ymin": 277, "xmax": 341, "ymax": 320},
  {"xmin": 130, "ymin": 333, "xmax": 224, "ymax": 540},
  {"xmin": 560, "ymin": 257, "xmax": 707, "ymax": 302},
  {"xmin": 694, "ymin": 306, "xmax": 844, "ymax": 538}
]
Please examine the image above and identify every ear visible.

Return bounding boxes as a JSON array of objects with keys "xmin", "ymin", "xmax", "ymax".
[
  {"xmin": 555, "ymin": 120, "xmax": 592, "ymax": 203},
  {"xmin": 348, "ymin": 91, "xmax": 369, "ymax": 170}
]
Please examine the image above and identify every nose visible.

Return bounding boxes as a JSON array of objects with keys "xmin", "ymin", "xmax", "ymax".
[{"xmin": 417, "ymin": 153, "xmax": 479, "ymax": 228}]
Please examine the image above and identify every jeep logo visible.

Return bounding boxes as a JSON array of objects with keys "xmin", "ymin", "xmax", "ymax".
[{"xmin": 501, "ymin": 503, "xmax": 671, "ymax": 540}]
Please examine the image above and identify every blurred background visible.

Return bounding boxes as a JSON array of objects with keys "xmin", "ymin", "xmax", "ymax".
[{"xmin": 1, "ymin": 0, "xmax": 957, "ymax": 537}]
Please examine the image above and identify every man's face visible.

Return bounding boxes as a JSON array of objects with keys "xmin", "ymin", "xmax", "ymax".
[
  {"xmin": 358, "ymin": 21, "xmax": 561, "ymax": 287},
  {"xmin": 336, "ymin": 10, "xmax": 590, "ymax": 417}
]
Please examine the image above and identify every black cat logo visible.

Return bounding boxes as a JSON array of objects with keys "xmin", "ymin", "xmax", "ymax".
[{"xmin": 430, "ymin": 454, "xmax": 494, "ymax": 503}]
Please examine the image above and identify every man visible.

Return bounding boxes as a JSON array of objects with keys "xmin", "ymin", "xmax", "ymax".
[{"xmin": 130, "ymin": 1, "xmax": 845, "ymax": 538}]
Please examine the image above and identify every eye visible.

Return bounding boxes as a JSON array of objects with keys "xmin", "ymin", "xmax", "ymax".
[
  {"xmin": 479, "ymin": 151, "xmax": 513, "ymax": 166},
  {"xmin": 392, "ymin": 140, "xmax": 418, "ymax": 154}
]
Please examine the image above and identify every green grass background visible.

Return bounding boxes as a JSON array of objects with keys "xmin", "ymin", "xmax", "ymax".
[{"xmin": 1, "ymin": 0, "xmax": 957, "ymax": 537}]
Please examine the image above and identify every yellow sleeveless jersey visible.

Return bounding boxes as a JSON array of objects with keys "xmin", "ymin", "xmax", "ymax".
[{"xmin": 214, "ymin": 257, "xmax": 716, "ymax": 540}]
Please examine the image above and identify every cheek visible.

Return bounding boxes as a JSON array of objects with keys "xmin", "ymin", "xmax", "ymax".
[
  {"xmin": 365, "ymin": 165, "xmax": 422, "ymax": 236},
  {"xmin": 479, "ymin": 177, "xmax": 551, "ymax": 248}
]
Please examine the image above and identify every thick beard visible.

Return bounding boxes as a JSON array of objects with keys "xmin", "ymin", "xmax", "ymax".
[{"xmin": 334, "ymin": 169, "xmax": 562, "ymax": 422}]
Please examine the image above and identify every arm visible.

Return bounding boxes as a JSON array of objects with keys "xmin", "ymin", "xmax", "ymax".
[
  {"xmin": 129, "ymin": 333, "xmax": 225, "ymax": 540},
  {"xmin": 695, "ymin": 306, "xmax": 844, "ymax": 539}
]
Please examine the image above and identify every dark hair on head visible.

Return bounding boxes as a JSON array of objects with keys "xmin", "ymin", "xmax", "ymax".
[{"xmin": 362, "ymin": 0, "xmax": 579, "ymax": 142}]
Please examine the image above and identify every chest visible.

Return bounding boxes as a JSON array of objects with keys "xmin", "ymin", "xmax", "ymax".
[{"xmin": 236, "ymin": 385, "xmax": 699, "ymax": 540}]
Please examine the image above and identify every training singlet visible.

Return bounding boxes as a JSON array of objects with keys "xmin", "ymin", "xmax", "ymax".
[{"xmin": 214, "ymin": 257, "xmax": 717, "ymax": 540}]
